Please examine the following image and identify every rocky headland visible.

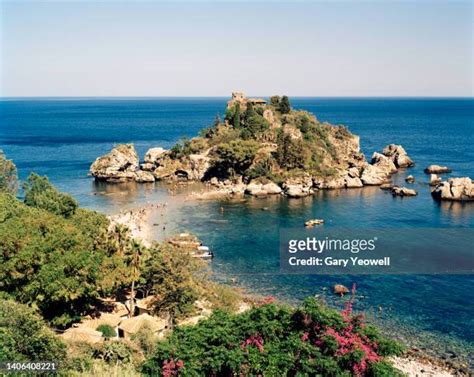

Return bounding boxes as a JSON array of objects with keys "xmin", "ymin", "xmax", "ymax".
[
  {"xmin": 90, "ymin": 93, "xmax": 420, "ymax": 198},
  {"xmin": 89, "ymin": 93, "xmax": 473, "ymax": 202}
]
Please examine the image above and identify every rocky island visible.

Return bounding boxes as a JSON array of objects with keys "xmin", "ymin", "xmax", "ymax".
[{"xmin": 90, "ymin": 92, "xmax": 420, "ymax": 198}]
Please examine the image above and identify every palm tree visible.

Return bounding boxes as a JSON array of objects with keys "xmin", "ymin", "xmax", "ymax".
[{"xmin": 127, "ymin": 239, "xmax": 146, "ymax": 317}]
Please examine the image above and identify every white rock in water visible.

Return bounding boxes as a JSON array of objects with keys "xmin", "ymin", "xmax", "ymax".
[
  {"xmin": 382, "ymin": 144, "xmax": 414, "ymax": 168},
  {"xmin": 371, "ymin": 152, "xmax": 398, "ymax": 174},
  {"xmin": 424, "ymin": 165, "xmax": 451, "ymax": 174},
  {"xmin": 262, "ymin": 182, "xmax": 282, "ymax": 194},
  {"xmin": 429, "ymin": 174, "xmax": 441, "ymax": 186},
  {"xmin": 245, "ymin": 181, "xmax": 264, "ymax": 196},
  {"xmin": 135, "ymin": 170, "xmax": 155, "ymax": 183},
  {"xmin": 431, "ymin": 177, "xmax": 474, "ymax": 201},
  {"xmin": 360, "ymin": 164, "xmax": 389, "ymax": 185},
  {"xmin": 391, "ymin": 186, "xmax": 417, "ymax": 197}
]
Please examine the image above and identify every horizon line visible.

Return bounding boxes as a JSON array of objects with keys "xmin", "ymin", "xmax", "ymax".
[{"xmin": 1, "ymin": 95, "xmax": 473, "ymax": 100}]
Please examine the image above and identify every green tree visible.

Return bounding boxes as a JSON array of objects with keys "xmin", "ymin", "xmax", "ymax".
[
  {"xmin": 23, "ymin": 173, "xmax": 78, "ymax": 218},
  {"xmin": 244, "ymin": 102, "xmax": 256, "ymax": 120},
  {"xmin": 279, "ymin": 95, "xmax": 291, "ymax": 114},
  {"xmin": 0, "ymin": 150, "xmax": 18, "ymax": 195},
  {"xmin": 243, "ymin": 114, "xmax": 270, "ymax": 139},
  {"xmin": 127, "ymin": 240, "xmax": 148, "ymax": 317},
  {"xmin": 276, "ymin": 132, "xmax": 307, "ymax": 169},
  {"xmin": 269, "ymin": 95, "xmax": 281, "ymax": 107},
  {"xmin": 214, "ymin": 139, "xmax": 259, "ymax": 176},
  {"xmin": 233, "ymin": 103, "xmax": 241, "ymax": 128},
  {"xmin": 143, "ymin": 244, "xmax": 200, "ymax": 325},
  {"xmin": 0, "ymin": 298, "xmax": 66, "ymax": 362},
  {"xmin": 0, "ymin": 192, "xmax": 113, "ymax": 326}
]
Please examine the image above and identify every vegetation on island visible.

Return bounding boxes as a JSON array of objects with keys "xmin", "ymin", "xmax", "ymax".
[
  {"xmin": 145, "ymin": 94, "xmax": 360, "ymax": 187},
  {"xmin": 0, "ymin": 150, "xmax": 405, "ymax": 376}
]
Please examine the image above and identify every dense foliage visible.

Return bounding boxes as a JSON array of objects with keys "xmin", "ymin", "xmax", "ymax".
[
  {"xmin": 0, "ymin": 150, "xmax": 18, "ymax": 195},
  {"xmin": 165, "ymin": 95, "xmax": 357, "ymax": 183},
  {"xmin": 24, "ymin": 173, "xmax": 78, "ymax": 218},
  {"xmin": 0, "ymin": 298, "xmax": 66, "ymax": 363},
  {"xmin": 0, "ymin": 173, "xmax": 221, "ymax": 328},
  {"xmin": 0, "ymin": 192, "xmax": 112, "ymax": 326},
  {"xmin": 0, "ymin": 163, "xmax": 407, "ymax": 376},
  {"xmin": 143, "ymin": 295, "xmax": 404, "ymax": 376},
  {"xmin": 214, "ymin": 140, "xmax": 259, "ymax": 177}
]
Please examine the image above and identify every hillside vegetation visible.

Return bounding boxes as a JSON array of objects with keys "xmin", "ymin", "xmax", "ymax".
[
  {"xmin": 160, "ymin": 94, "xmax": 363, "ymax": 184},
  {"xmin": 0, "ymin": 151, "xmax": 406, "ymax": 376}
]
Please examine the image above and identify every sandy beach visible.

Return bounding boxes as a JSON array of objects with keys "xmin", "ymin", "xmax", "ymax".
[{"xmin": 108, "ymin": 204, "xmax": 156, "ymax": 247}]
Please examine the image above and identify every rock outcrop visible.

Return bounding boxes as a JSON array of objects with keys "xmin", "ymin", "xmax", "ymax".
[
  {"xmin": 382, "ymin": 144, "xmax": 414, "ymax": 168},
  {"xmin": 360, "ymin": 164, "xmax": 390, "ymax": 186},
  {"xmin": 424, "ymin": 165, "xmax": 451, "ymax": 174},
  {"xmin": 371, "ymin": 152, "xmax": 397, "ymax": 175},
  {"xmin": 333, "ymin": 284, "xmax": 349, "ymax": 295},
  {"xmin": 186, "ymin": 154, "xmax": 211, "ymax": 181},
  {"xmin": 283, "ymin": 176, "xmax": 314, "ymax": 198},
  {"xmin": 391, "ymin": 187, "xmax": 417, "ymax": 197},
  {"xmin": 90, "ymin": 144, "xmax": 142, "ymax": 183},
  {"xmin": 429, "ymin": 174, "xmax": 441, "ymax": 186},
  {"xmin": 262, "ymin": 182, "xmax": 283, "ymax": 195},
  {"xmin": 431, "ymin": 177, "xmax": 474, "ymax": 201},
  {"xmin": 405, "ymin": 175, "xmax": 415, "ymax": 183},
  {"xmin": 144, "ymin": 147, "xmax": 167, "ymax": 165}
]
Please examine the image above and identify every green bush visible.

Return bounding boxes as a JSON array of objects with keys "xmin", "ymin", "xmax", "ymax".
[
  {"xmin": 0, "ymin": 150, "xmax": 17, "ymax": 195},
  {"xmin": 269, "ymin": 95, "xmax": 281, "ymax": 107},
  {"xmin": 0, "ymin": 298, "xmax": 66, "ymax": 363},
  {"xmin": 169, "ymin": 137, "xmax": 193, "ymax": 159},
  {"xmin": 214, "ymin": 139, "xmax": 259, "ymax": 177},
  {"xmin": 142, "ymin": 297, "xmax": 403, "ymax": 376},
  {"xmin": 0, "ymin": 192, "xmax": 121, "ymax": 327},
  {"xmin": 279, "ymin": 95, "xmax": 291, "ymax": 114},
  {"xmin": 94, "ymin": 341, "xmax": 135, "ymax": 365},
  {"xmin": 96, "ymin": 324, "xmax": 116, "ymax": 339},
  {"xmin": 275, "ymin": 132, "xmax": 308, "ymax": 169},
  {"xmin": 245, "ymin": 156, "xmax": 275, "ymax": 181},
  {"xmin": 23, "ymin": 173, "xmax": 78, "ymax": 218}
]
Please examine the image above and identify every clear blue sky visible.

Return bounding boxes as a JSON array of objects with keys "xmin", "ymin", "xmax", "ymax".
[{"xmin": 1, "ymin": 0, "xmax": 472, "ymax": 97}]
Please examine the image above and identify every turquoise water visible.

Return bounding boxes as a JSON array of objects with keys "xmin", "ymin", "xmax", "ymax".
[{"xmin": 1, "ymin": 98, "xmax": 473, "ymax": 361}]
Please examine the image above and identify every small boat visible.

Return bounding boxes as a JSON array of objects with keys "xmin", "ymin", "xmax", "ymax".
[
  {"xmin": 305, "ymin": 219, "xmax": 324, "ymax": 227},
  {"xmin": 192, "ymin": 246, "xmax": 214, "ymax": 259}
]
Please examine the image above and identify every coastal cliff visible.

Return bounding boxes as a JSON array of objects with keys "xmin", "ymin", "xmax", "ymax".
[{"xmin": 90, "ymin": 93, "xmax": 416, "ymax": 198}]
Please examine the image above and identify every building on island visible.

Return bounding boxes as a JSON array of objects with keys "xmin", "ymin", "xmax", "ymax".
[
  {"xmin": 117, "ymin": 313, "xmax": 168, "ymax": 339},
  {"xmin": 227, "ymin": 92, "xmax": 266, "ymax": 110}
]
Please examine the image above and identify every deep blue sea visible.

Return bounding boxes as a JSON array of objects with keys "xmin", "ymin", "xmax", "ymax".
[{"xmin": 1, "ymin": 98, "xmax": 473, "ymax": 361}]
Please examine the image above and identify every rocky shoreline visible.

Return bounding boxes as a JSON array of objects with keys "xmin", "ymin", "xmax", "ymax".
[
  {"xmin": 112, "ymin": 201, "xmax": 469, "ymax": 376},
  {"xmin": 89, "ymin": 93, "xmax": 473, "ymax": 202}
]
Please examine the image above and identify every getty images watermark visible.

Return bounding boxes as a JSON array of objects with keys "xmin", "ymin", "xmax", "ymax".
[
  {"xmin": 280, "ymin": 228, "xmax": 474, "ymax": 274},
  {"xmin": 287, "ymin": 236, "xmax": 388, "ymax": 269}
]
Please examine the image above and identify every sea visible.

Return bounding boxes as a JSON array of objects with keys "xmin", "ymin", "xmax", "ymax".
[{"xmin": 1, "ymin": 97, "xmax": 473, "ymax": 363}]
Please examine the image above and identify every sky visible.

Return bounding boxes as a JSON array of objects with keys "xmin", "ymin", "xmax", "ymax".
[{"xmin": 0, "ymin": 0, "xmax": 472, "ymax": 97}]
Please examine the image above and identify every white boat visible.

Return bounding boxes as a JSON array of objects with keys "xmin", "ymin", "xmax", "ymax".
[{"xmin": 192, "ymin": 245, "xmax": 214, "ymax": 259}]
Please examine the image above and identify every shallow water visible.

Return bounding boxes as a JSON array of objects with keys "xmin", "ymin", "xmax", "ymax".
[{"xmin": 1, "ymin": 97, "xmax": 473, "ymax": 361}]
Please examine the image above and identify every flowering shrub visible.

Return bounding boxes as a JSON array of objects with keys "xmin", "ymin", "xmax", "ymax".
[
  {"xmin": 142, "ymin": 291, "xmax": 404, "ymax": 376},
  {"xmin": 162, "ymin": 358, "xmax": 184, "ymax": 377},
  {"xmin": 241, "ymin": 333, "xmax": 264, "ymax": 353}
]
